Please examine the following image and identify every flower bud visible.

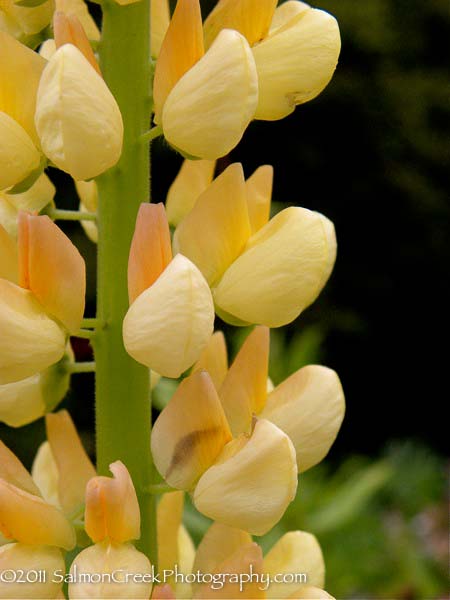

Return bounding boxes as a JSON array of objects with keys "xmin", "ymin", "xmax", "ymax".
[
  {"xmin": 55, "ymin": 0, "xmax": 101, "ymax": 42},
  {"xmin": 69, "ymin": 541, "xmax": 152, "ymax": 599},
  {"xmin": 213, "ymin": 206, "xmax": 336, "ymax": 327},
  {"xmin": 192, "ymin": 331, "xmax": 228, "ymax": 391},
  {"xmin": 0, "ymin": 543, "xmax": 65, "ymax": 600},
  {"xmin": 193, "ymin": 419, "xmax": 297, "ymax": 536},
  {"xmin": 35, "ymin": 44, "xmax": 123, "ymax": 180},
  {"xmin": 0, "ymin": 278, "xmax": 66, "ymax": 384},
  {"xmin": 151, "ymin": 0, "xmax": 170, "ymax": 58},
  {"xmin": 261, "ymin": 365, "xmax": 345, "ymax": 472},
  {"xmin": 0, "ymin": 112, "xmax": 40, "ymax": 191},
  {"xmin": 85, "ymin": 461, "xmax": 140, "ymax": 544}
]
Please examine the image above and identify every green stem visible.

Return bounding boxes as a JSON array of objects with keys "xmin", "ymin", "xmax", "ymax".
[
  {"xmin": 81, "ymin": 317, "xmax": 100, "ymax": 328},
  {"xmin": 145, "ymin": 483, "xmax": 175, "ymax": 495},
  {"xmin": 72, "ymin": 329, "xmax": 95, "ymax": 340},
  {"xmin": 49, "ymin": 208, "xmax": 97, "ymax": 221},
  {"xmin": 68, "ymin": 361, "xmax": 96, "ymax": 374},
  {"xmin": 141, "ymin": 124, "xmax": 162, "ymax": 143},
  {"xmin": 95, "ymin": 0, "xmax": 156, "ymax": 565}
]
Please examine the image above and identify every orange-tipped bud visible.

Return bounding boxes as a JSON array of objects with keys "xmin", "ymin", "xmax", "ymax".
[
  {"xmin": 85, "ymin": 461, "xmax": 140, "ymax": 544},
  {"xmin": 153, "ymin": 0, "xmax": 204, "ymax": 123},
  {"xmin": 18, "ymin": 212, "xmax": 86, "ymax": 333},
  {"xmin": 53, "ymin": 11, "xmax": 101, "ymax": 76},
  {"xmin": 128, "ymin": 203, "xmax": 172, "ymax": 303}
]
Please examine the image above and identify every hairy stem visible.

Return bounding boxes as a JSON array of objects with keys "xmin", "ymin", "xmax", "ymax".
[{"xmin": 94, "ymin": 0, "xmax": 156, "ymax": 564}]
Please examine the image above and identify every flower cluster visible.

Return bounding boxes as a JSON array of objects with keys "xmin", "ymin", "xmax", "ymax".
[{"xmin": 0, "ymin": 0, "xmax": 345, "ymax": 598}]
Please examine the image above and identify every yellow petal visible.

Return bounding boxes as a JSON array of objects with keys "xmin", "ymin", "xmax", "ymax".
[
  {"xmin": 194, "ymin": 542, "xmax": 265, "ymax": 599},
  {"xmin": 214, "ymin": 206, "xmax": 336, "ymax": 327},
  {"xmin": 157, "ymin": 491, "xmax": 184, "ymax": 575},
  {"xmin": 123, "ymin": 254, "xmax": 214, "ymax": 378},
  {"xmin": 219, "ymin": 326, "xmax": 269, "ymax": 436},
  {"xmin": 204, "ymin": 0, "xmax": 277, "ymax": 47},
  {"xmin": 7, "ymin": 172, "xmax": 55, "ymax": 215},
  {"xmin": 3, "ymin": 0, "xmax": 53, "ymax": 36},
  {"xmin": 151, "ymin": 371, "xmax": 232, "ymax": 489},
  {"xmin": 0, "ymin": 479, "xmax": 75, "ymax": 548},
  {"xmin": 18, "ymin": 213, "xmax": 86, "ymax": 333},
  {"xmin": 176, "ymin": 525, "xmax": 195, "ymax": 599},
  {"xmin": 0, "ymin": 223, "xmax": 17, "ymax": 282},
  {"xmin": 0, "ymin": 374, "xmax": 45, "ymax": 427},
  {"xmin": 152, "ymin": 585, "xmax": 176, "ymax": 599},
  {"xmin": 260, "ymin": 365, "xmax": 345, "ymax": 472},
  {"xmin": 173, "ymin": 163, "xmax": 251, "ymax": 285},
  {"xmin": 0, "ymin": 278, "xmax": 66, "ymax": 384},
  {"xmin": 0, "ymin": 196, "xmax": 17, "ymax": 240},
  {"xmin": 153, "ymin": 0, "xmax": 204, "ymax": 123},
  {"xmin": 0, "ymin": 30, "xmax": 46, "ymax": 143},
  {"xmin": 253, "ymin": 6, "xmax": 341, "ymax": 120},
  {"xmin": 55, "ymin": 0, "xmax": 100, "ymax": 41},
  {"xmin": 53, "ymin": 12, "xmax": 101, "ymax": 76},
  {"xmin": 31, "ymin": 441, "xmax": 60, "ymax": 507},
  {"xmin": 79, "ymin": 201, "xmax": 98, "ymax": 243},
  {"xmin": 128, "ymin": 203, "xmax": 173, "ymax": 304},
  {"xmin": 193, "ymin": 522, "xmax": 252, "ymax": 586},
  {"xmin": 46, "ymin": 410, "xmax": 96, "ymax": 514},
  {"xmin": 85, "ymin": 461, "xmax": 140, "ymax": 544},
  {"xmin": 0, "ymin": 440, "xmax": 40, "ymax": 495},
  {"xmin": 166, "ymin": 158, "xmax": 216, "ymax": 227},
  {"xmin": 75, "ymin": 179, "xmax": 97, "ymax": 215},
  {"xmin": 69, "ymin": 541, "xmax": 152, "ymax": 600},
  {"xmin": 264, "ymin": 531, "xmax": 325, "ymax": 599},
  {"xmin": 0, "ymin": 543, "xmax": 65, "ymax": 600},
  {"xmin": 245, "ymin": 164, "xmax": 273, "ymax": 233},
  {"xmin": 151, "ymin": 0, "xmax": 170, "ymax": 58},
  {"xmin": 162, "ymin": 29, "xmax": 258, "ymax": 160},
  {"xmin": 194, "ymin": 419, "xmax": 297, "ymax": 535},
  {"xmin": 193, "ymin": 331, "xmax": 228, "ymax": 391},
  {"xmin": 268, "ymin": 1, "xmax": 310, "ymax": 35},
  {"xmin": 0, "ymin": 111, "xmax": 40, "ymax": 191},
  {"xmin": 39, "ymin": 38, "xmax": 57, "ymax": 59},
  {"xmin": 35, "ymin": 44, "xmax": 123, "ymax": 180}
]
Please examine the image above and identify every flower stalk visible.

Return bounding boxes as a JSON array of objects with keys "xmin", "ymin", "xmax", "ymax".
[{"xmin": 94, "ymin": 0, "xmax": 156, "ymax": 565}]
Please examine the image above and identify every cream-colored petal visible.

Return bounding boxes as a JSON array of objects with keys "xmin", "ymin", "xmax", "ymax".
[
  {"xmin": 46, "ymin": 410, "xmax": 96, "ymax": 515},
  {"xmin": 0, "ymin": 373, "xmax": 45, "ymax": 427},
  {"xmin": 0, "ymin": 440, "xmax": 40, "ymax": 495},
  {"xmin": 85, "ymin": 461, "xmax": 140, "ymax": 544},
  {"xmin": 0, "ymin": 30, "xmax": 46, "ymax": 143},
  {"xmin": 193, "ymin": 522, "xmax": 252, "ymax": 587},
  {"xmin": 0, "ymin": 479, "xmax": 75, "ymax": 548},
  {"xmin": 214, "ymin": 206, "xmax": 336, "ymax": 327},
  {"xmin": 0, "ymin": 111, "xmax": 40, "ymax": 191},
  {"xmin": 40, "ymin": 38, "xmax": 57, "ymax": 59},
  {"xmin": 264, "ymin": 531, "xmax": 325, "ymax": 599},
  {"xmin": 151, "ymin": 0, "xmax": 170, "ymax": 58},
  {"xmin": 7, "ymin": 172, "xmax": 55, "ymax": 214},
  {"xmin": 56, "ymin": 0, "xmax": 100, "ymax": 41},
  {"xmin": 204, "ymin": 0, "xmax": 277, "ymax": 48},
  {"xmin": 253, "ymin": 6, "xmax": 341, "ymax": 120},
  {"xmin": 0, "ymin": 543, "xmax": 65, "ymax": 600},
  {"xmin": 194, "ymin": 419, "xmax": 298, "ymax": 535},
  {"xmin": 19, "ymin": 213, "xmax": 86, "ymax": 333},
  {"xmin": 287, "ymin": 586, "xmax": 334, "ymax": 599},
  {"xmin": 123, "ymin": 254, "xmax": 214, "ymax": 378},
  {"xmin": 166, "ymin": 158, "xmax": 216, "ymax": 227},
  {"xmin": 151, "ymin": 371, "xmax": 232, "ymax": 490},
  {"xmin": 128, "ymin": 203, "xmax": 172, "ymax": 304},
  {"xmin": 245, "ymin": 164, "xmax": 273, "ymax": 233},
  {"xmin": 162, "ymin": 29, "xmax": 258, "ymax": 160},
  {"xmin": 194, "ymin": 542, "xmax": 264, "ymax": 599},
  {"xmin": 79, "ymin": 201, "xmax": 98, "ymax": 242},
  {"xmin": 268, "ymin": 1, "xmax": 310, "ymax": 35},
  {"xmin": 219, "ymin": 325, "xmax": 269, "ymax": 436},
  {"xmin": 4, "ymin": 0, "xmax": 53, "ymax": 36},
  {"xmin": 0, "ymin": 278, "xmax": 66, "ymax": 385},
  {"xmin": 35, "ymin": 44, "xmax": 123, "ymax": 180},
  {"xmin": 176, "ymin": 525, "xmax": 195, "ymax": 599},
  {"xmin": 157, "ymin": 491, "xmax": 184, "ymax": 575},
  {"xmin": 31, "ymin": 441, "xmax": 60, "ymax": 507},
  {"xmin": 68, "ymin": 542, "xmax": 152, "ymax": 600},
  {"xmin": 74, "ymin": 179, "xmax": 97, "ymax": 213},
  {"xmin": 260, "ymin": 365, "xmax": 345, "ymax": 472},
  {"xmin": 0, "ymin": 197, "xmax": 18, "ymax": 240},
  {"xmin": 0, "ymin": 223, "xmax": 17, "ymax": 282},
  {"xmin": 193, "ymin": 331, "xmax": 228, "ymax": 391},
  {"xmin": 173, "ymin": 163, "xmax": 251, "ymax": 285},
  {"xmin": 153, "ymin": 0, "xmax": 204, "ymax": 123},
  {"xmin": 53, "ymin": 12, "xmax": 101, "ymax": 76}
]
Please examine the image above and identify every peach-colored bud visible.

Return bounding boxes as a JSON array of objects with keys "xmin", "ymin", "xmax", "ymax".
[{"xmin": 53, "ymin": 11, "xmax": 101, "ymax": 75}]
